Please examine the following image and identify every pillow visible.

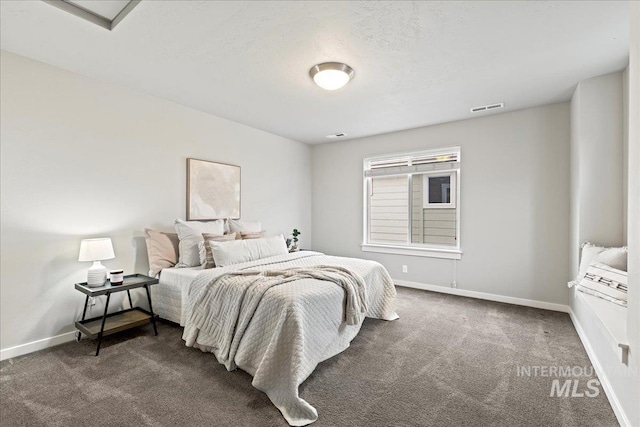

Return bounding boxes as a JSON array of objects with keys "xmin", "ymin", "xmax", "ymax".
[
  {"xmin": 174, "ymin": 219, "xmax": 225, "ymax": 267},
  {"xmin": 596, "ymin": 247, "xmax": 627, "ymax": 272},
  {"xmin": 228, "ymin": 219, "xmax": 262, "ymax": 233},
  {"xmin": 144, "ymin": 229, "xmax": 179, "ymax": 277},
  {"xmin": 240, "ymin": 231, "xmax": 267, "ymax": 239},
  {"xmin": 577, "ymin": 262, "xmax": 628, "ymax": 307},
  {"xmin": 199, "ymin": 233, "xmax": 237, "ymax": 268},
  {"xmin": 578, "ymin": 243, "xmax": 605, "ymax": 280},
  {"xmin": 578, "ymin": 243, "xmax": 627, "ymax": 280},
  {"xmin": 209, "ymin": 235, "xmax": 288, "ymax": 267}
]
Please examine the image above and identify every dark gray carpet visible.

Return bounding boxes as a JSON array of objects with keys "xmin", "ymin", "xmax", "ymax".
[{"xmin": 1, "ymin": 287, "xmax": 617, "ymax": 426}]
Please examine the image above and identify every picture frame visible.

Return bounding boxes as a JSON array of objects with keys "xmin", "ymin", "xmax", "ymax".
[{"xmin": 186, "ymin": 158, "xmax": 241, "ymax": 220}]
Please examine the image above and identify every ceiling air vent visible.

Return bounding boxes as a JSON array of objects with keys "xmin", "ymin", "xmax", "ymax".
[
  {"xmin": 470, "ymin": 102, "xmax": 504, "ymax": 113},
  {"xmin": 326, "ymin": 133, "xmax": 347, "ymax": 139}
]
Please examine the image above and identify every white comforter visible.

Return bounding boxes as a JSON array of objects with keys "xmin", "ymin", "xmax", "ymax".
[{"xmin": 182, "ymin": 251, "xmax": 398, "ymax": 426}]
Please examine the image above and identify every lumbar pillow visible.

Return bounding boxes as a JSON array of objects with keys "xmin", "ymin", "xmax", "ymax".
[
  {"xmin": 228, "ymin": 219, "xmax": 262, "ymax": 233},
  {"xmin": 209, "ymin": 235, "xmax": 287, "ymax": 267},
  {"xmin": 577, "ymin": 262, "xmax": 628, "ymax": 307},
  {"xmin": 144, "ymin": 229, "xmax": 179, "ymax": 277},
  {"xmin": 199, "ymin": 233, "xmax": 237, "ymax": 268},
  {"xmin": 174, "ymin": 219, "xmax": 225, "ymax": 267}
]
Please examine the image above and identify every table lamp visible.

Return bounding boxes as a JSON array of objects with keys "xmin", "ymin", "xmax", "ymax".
[{"xmin": 79, "ymin": 238, "xmax": 115, "ymax": 287}]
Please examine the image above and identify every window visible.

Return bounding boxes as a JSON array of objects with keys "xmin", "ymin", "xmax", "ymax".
[
  {"xmin": 362, "ymin": 147, "xmax": 461, "ymax": 259},
  {"xmin": 423, "ymin": 173, "xmax": 456, "ymax": 208}
]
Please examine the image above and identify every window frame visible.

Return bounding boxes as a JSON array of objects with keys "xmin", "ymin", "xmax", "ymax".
[
  {"xmin": 362, "ymin": 147, "xmax": 462, "ymax": 260},
  {"xmin": 423, "ymin": 172, "xmax": 457, "ymax": 209}
]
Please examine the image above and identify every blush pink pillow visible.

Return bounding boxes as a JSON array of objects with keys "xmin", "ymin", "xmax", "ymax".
[{"xmin": 144, "ymin": 229, "xmax": 180, "ymax": 277}]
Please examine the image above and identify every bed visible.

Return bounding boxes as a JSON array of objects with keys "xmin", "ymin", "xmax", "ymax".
[
  {"xmin": 152, "ymin": 249, "xmax": 398, "ymax": 426},
  {"xmin": 151, "ymin": 266, "xmax": 201, "ymax": 326}
]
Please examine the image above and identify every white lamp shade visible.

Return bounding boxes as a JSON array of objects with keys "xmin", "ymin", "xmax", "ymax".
[{"xmin": 78, "ymin": 238, "xmax": 115, "ymax": 262}]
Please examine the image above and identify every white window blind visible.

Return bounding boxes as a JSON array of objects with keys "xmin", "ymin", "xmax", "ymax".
[{"xmin": 364, "ymin": 150, "xmax": 459, "ymax": 177}]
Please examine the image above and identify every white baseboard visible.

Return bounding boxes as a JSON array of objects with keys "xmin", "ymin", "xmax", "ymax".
[
  {"xmin": 394, "ymin": 279, "xmax": 570, "ymax": 313},
  {"xmin": 568, "ymin": 308, "xmax": 629, "ymax": 427},
  {"xmin": 0, "ymin": 331, "xmax": 76, "ymax": 362}
]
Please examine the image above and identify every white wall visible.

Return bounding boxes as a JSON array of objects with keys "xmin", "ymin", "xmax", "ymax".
[
  {"xmin": 0, "ymin": 51, "xmax": 312, "ymax": 354},
  {"xmin": 312, "ymin": 103, "xmax": 571, "ymax": 306},
  {"xmin": 624, "ymin": 2, "xmax": 640, "ymax": 425},
  {"xmin": 568, "ymin": 66, "xmax": 636, "ymax": 426},
  {"xmin": 569, "ymin": 72, "xmax": 625, "ymax": 278},
  {"xmin": 622, "ymin": 67, "xmax": 628, "ymax": 243}
]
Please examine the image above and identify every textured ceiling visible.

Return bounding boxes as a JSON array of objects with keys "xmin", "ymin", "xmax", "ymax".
[{"xmin": 0, "ymin": 1, "xmax": 630, "ymax": 144}]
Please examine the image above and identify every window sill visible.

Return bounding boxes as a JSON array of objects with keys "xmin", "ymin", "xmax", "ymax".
[{"xmin": 361, "ymin": 243, "xmax": 462, "ymax": 260}]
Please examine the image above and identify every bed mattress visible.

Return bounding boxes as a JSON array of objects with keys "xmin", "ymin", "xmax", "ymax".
[{"xmin": 151, "ymin": 267, "xmax": 201, "ymax": 325}]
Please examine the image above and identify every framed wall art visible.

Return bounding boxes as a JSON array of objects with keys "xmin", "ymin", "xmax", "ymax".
[{"xmin": 187, "ymin": 158, "xmax": 241, "ymax": 220}]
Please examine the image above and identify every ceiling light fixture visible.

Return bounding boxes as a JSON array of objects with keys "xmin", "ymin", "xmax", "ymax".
[{"xmin": 309, "ymin": 62, "xmax": 355, "ymax": 91}]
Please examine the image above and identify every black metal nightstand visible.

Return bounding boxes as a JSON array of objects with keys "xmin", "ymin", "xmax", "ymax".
[{"xmin": 75, "ymin": 273, "xmax": 159, "ymax": 356}]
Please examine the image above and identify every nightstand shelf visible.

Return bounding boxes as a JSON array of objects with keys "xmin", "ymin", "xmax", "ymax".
[
  {"xmin": 75, "ymin": 273, "xmax": 159, "ymax": 356},
  {"xmin": 75, "ymin": 308, "xmax": 158, "ymax": 339}
]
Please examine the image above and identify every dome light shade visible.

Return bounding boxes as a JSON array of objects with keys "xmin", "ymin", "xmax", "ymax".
[{"xmin": 310, "ymin": 62, "xmax": 354, "ymax": 91}]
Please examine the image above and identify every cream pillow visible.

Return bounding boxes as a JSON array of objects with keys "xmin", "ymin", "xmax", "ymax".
[
  {"xmin": 578, "ymin": 242, "xmax": 627, "ymax": 280},
  {"xmin": 596, "ymin": 247, "xmax": 627, "ymax": 272},
  {"xmin": 228, "ymin": 219, "xmax": 262, "ymax": 233},
  {"xmin": 174, "ymin": 219, "xmax": 225, "ymax": 267},
  {"xmin": 578, "ymin": 243, "xmax": 605, "ymax": 280},
  {"xmin": 144, "ymin": 229, "xmax": 179, "ymax": 277},
  {"xmin": 209, "ymin": 235, "xmax": 287, "ymax": 267},
  {"xmin": 199, "ymin": 233, "xmax": 237, "ymax": 268}
]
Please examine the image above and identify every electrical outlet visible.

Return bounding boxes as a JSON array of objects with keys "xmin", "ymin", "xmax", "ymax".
[
  {"xmin": 402, "ymin": 265, "xmax": 408, "ymax": 273},
  {"xmin": 88, "ymin": 297, "xmax": 96, "ymax": 306},
  {"xmin": 451, "ymin": 281, "xmax": 457, "ymax": 288}
]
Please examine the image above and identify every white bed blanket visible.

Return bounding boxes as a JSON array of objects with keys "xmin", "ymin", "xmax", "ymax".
[{"xmin": 182, "ymin": 251, "xmax": 398, "ymax": 426}]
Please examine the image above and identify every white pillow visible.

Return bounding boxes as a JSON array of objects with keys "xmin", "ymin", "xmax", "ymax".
[
  {"xmin": 578, "ymin": 243, "xmax": 605, "ymax": 280},
  {"xmin": 174, "ymin": 219, "xmax": 225, "ymax": 267},
  {"xmin": 596, "ymin": 247, "xmax": 627, "ymax": 272},
  {"xmin": 577, "ymin": 262, "xmax": 628, "ymax": 307},
  {"xmin": 578, "ymin": 242, "xmax": 627, "ymax": 280},
  {"xmin": 209, "ymin": 235, "xmax": 287, "ymax": 267},
  {"xmin": 228, "ymin": 219, "xmax": 262, "ymax": 233}
]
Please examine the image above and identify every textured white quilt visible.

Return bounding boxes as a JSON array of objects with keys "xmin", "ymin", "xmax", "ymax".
[{"xmin": 182, "ymin": 251, "xmax": 398, "ymax": 426}]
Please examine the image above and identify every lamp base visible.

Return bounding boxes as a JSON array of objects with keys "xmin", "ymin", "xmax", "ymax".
[{"xmin": 87, "ymin": 261, "xmax": 107, "ymax": 288}]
